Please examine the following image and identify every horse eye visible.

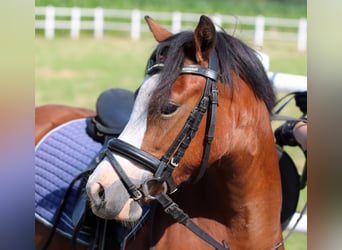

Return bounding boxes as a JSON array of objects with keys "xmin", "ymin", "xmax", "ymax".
[{"xmin": 160, "ymin": 103, "xmax": 179, "ymax": 116}]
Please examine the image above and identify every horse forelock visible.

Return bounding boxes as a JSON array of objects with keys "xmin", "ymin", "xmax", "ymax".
[
  {"xmin": 148, "ymin": 32, "xmax": 193, "ymax": 115},
  {"xmin": 147, "ymin": 29, "xmax": 275, "ymax": 114}
]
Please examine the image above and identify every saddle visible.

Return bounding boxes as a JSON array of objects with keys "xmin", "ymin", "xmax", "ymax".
[{"xmin": 86, "ymin": 88, "xmax": 134, "ymax": 142}]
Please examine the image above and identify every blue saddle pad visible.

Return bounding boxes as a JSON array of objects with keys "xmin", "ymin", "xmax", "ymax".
[{"xmin": 35, "ymin": 118, "xmax": 102, "ymax": 244}]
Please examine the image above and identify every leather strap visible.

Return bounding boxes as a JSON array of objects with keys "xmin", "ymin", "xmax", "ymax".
[
  {"xmin": 105, "ymin": 150, "xmax": 143, "ymax": 202},
  {"xmin": 108, "ymin": 139, "xmax": 160, "ymax": 173},
  {"xmin": 155, "ymin": 192, "xmax": 229, "ymax": 250},
  {"xmin": 191, "ymin": 51, "xmax": 219, "ymax": 183}
]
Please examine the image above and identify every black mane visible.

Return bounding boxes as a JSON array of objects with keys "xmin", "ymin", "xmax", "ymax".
[{"xmin": 148, "ymin": 29, "xmax": 275, "ymax": 113}]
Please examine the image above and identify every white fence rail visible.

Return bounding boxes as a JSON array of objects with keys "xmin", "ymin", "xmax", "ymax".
[
  {"xmin": 288, "ymin": 212, "xmax": 307, "ymax": 234},
  {"xmin": 256, "ymin": 52, "xmax": 307, "ymax": 92},
  {"xmin": 269, "ymin": 72, "xmax": 307, "ymax": 92},
  {"xmin": 35, "ymin": 6, "xmax": 307, "ymax": 51}
]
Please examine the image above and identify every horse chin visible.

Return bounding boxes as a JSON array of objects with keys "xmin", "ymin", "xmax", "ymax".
[
  {"xmin": 90, "ymin": 198, "xmax": 143, "ymax": 222},
  {"xmin": 114, "ymin": 199, "xmax": 143, "ymax": 222}
]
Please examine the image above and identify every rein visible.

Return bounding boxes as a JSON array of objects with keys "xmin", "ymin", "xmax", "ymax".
[{"xmin": 105, "ymin": 50, "xmax": 231, "ymax": 250}]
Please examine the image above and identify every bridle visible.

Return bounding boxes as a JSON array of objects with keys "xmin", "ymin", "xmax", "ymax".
[
  {"xmin": 107, "ymin": 50, "xmax": 219, "ymax": 198},
  {"xmin": 102, "ymin": 46, "xmax": 290, "ymax": 250},
  {"xmin": 100, "ymin": 47, "xmax": 287, "ymax": 250},
  {"xmin": 104, "ymin": 50, "xmax": 232, "ymax": 250}
]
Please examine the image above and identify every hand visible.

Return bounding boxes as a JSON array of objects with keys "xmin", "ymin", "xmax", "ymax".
[
  {"xmin": 293, "ymin": 121, "xmax": 307, "ymax": 151},
  {"xmin": 274, "ymin": 120, "xmax": 299, "ymax": 147}
]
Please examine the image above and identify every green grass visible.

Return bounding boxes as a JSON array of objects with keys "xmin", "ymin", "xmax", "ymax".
[
  {"xmin": 35, "ymin": 36, "xmax": 306, "ymax": 108},
  {"xmin": 284, "ymin": 231, "xmax": 307, "ymax": 250},
  {"xmin": 263, "ymin": 41, "xmax": 307, "ymax": 75},
  {"xmin": 35, "ymin": 0, "xmax": 306, "ymax": 18},
  {"xmin": 35, "ymin": 37, "xmax": 156, "ymax": 109},
  {"xmin": 35, "ymin": 35, "xmax": 307, "ymax": 249}
]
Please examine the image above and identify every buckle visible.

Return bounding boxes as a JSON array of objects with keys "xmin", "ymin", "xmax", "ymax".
[{"xmin": 141, "ymin": 177, "xmax": 168, "ymax": 200}]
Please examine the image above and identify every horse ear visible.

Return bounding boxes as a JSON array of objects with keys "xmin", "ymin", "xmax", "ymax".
[
  {"xmin": 194, "ymin": 15, "xmax": 217, "ymax": 63},
  {"xmin": 145, "ymin": 16, "xmax": 173, "ymax": 42}
]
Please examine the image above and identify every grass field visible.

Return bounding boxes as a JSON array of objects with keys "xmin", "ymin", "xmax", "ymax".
[
  {"xmin": 36, "ymin": 0, "xmax": 306, "ymax": 18},
  {"xmin": 35, "ymin": 36, "xmax": 306, "ymax": 108},
  {"xmin": 35, "ymin": 33, "xmax": 307, "ymax": 249}
]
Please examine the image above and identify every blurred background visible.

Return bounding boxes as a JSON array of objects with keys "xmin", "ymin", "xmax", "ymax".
[
  {"xmin": 35, "ymin": 0, "xmax": 307, "ymax": 249},
  {"xmin": 35, "ymin": 0, "xmax": 307, "ymax": 108}
]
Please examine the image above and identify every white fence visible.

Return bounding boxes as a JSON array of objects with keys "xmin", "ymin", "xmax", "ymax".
[
  {"xmin": 35, "ymin": 6, "xmax": 307, "ymax": 51},
  {"xmin": 288, "ymin": 212, "xmax": 307, "ymax": 234},
  {"xmin": 255, "ymin": 52, "xmax": 307, "ymax": 92},
  {"xmin": 269, "ymin": 72, "xmax": 307, "ymax": 92}
]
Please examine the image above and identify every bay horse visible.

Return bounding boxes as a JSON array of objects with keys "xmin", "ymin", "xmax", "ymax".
[{"xmin": 85, "ymin": 15, "xmax": 284, "ymax": 250}]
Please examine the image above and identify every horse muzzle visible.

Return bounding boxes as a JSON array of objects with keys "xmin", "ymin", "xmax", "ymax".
[
  {"xmin": 85, "ymin": 137, "xmax": 177, "ymax": 221},
  {"xmin": 86, "ymin": 163, "xmax": 144, "ymax": 221}
]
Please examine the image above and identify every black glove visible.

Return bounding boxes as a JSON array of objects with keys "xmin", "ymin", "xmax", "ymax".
[
  {"xmin": 294, "ymin": 91, "xmax": 307, "ymax": 115},
  {"xmin": 274, "ymin": 120, "xmax": 299, "ymax": 147}
]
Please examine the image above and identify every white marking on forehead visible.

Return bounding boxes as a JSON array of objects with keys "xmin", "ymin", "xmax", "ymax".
[
  {"xmin": 87, "ymin": 75, "xmax": 159, "ymax": 210},
  {"xmin": 118, "ymin": 74, "xmax": 160, "ymax": 148}
]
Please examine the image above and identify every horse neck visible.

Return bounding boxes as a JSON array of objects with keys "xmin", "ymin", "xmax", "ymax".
[
  {"xmin": 164, "ymin": 89, "xmax": 284, "ymax": 249},
  {"xmin": 144, "ymin": 82, "xmax": 284, "ymax": 249},
  {"xmin": 167, "ymin": 136, "xmax": 283, "ymax": 249},
  {"xmin": 153, "ymin": 147, "xmax": 283, "ymax": 249}
]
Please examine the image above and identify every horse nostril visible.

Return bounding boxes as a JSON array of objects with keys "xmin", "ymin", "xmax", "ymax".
[{"xmin": 98, "ymin": 184, "xmax": 105, "ymax": 201}]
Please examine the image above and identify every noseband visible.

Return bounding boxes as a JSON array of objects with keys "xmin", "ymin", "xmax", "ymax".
[{"xmin": 107, "ymin": 50, "xmax": 219, "ymax": 199}]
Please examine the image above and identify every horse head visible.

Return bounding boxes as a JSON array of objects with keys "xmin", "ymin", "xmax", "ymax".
[{"xmin": 86, "ymin": 15, "xmax": 280, "ymax": 232}]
